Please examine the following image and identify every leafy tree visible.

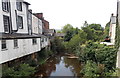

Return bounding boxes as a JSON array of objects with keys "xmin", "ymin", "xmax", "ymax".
[
  {"xmin": 89, "ymin": 24, "xmax": 103, "ymax": 31},
  {"xmin": 81, "ymin": 60, "xmax": 100, "ymax": 77},
  {"xmin": 62, "ymin": 24, "xmax": 73, "ymax": 33},
  {"xmin": 81, "ymin": 24, "xmax": 104, "ymax": 41},
  {"xmin": 51, "ymin": 37, "xmax": 65, "ymax": 53},
  {"xmin": 103, "ymin": 22, "xmax": 110, "ymax": 38},
  {"xmin": 62, "ymin": 24, "xmax": 74, "ymax": 41},
  {"xmin": 67, "ymin": 34, "xmax": 81, "ymax": 52},
  {"xmin": 78, "ymin": 30, "xmax": 87, "ymax": 44}
]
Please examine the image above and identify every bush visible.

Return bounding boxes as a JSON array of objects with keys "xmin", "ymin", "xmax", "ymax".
[
  {"xmin": 2, "ymin": 64, "xmax": 35, "ymax": 77},
  {"xmin": 81, "ymin": 60, "xmax": 101, "ymax": 78}
]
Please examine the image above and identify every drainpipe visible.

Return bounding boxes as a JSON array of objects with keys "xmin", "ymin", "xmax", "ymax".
[
  {"xmin": 9, "ymin": 1, "xmax": 13, "ymax": 34},
  {"xmin": 13, "ymin": 10, "xmax": 18, "ymax": 32},
  {"xmin": 9, "ymin": 1, "xmax": 18, "ymax": 33}
]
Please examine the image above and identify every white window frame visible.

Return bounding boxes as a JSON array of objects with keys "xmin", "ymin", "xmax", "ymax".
[
  {"xmin": 1, "ymin": 40, "xmax": 7, "ymax": 50},
  {"xmin": 17, "ymin": 16, "xmax": 23, "ymax": 29},
  {"xmin": 3, "ymin": 15, "xmax": 10, "ymax": 33},
  {"xmin": 14, "ymin": 39, "xmax": 18, "ymax": 48},
  {"xmin": 2, "ymin": 0, "xmax": 9, "ymax": 12},
  {"xmin": 32, "ymin": 38, "xmax": 37, "ymax": 45}
]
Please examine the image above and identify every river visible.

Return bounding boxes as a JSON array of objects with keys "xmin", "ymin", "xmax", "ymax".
[{"xmin": 35, "ymin": 53, "xmax": 82, "ymax": 78}]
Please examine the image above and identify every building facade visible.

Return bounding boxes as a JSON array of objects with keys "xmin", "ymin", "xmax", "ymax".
[
  {"xmin": 109, "ymin": 14, "xmax": 116, "ymax": 45},
  {"xmin": 0, "ymin": 0, "xmax": 49, "ymax": 64}
]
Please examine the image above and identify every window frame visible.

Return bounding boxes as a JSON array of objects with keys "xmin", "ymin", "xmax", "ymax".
[
  {"xmin": 32, "ymin": 38, "xmax": 37, "ymax": 45},
  {"xmin": 2, "ymin": 0, "xmax": 9, "ymax": 12},
  {"xmin": 14, "ymin": 39, "xmax": 18, "ymax": 48},
  {"xmin": 16, "ymin": 2, "xmax": 22, "ymax": 11},
  {"xmin": 17, "ymin": 15, "xmax": 23, "ymax": 29},
  {"xmin": 41, "ymin": 38, "xmax": 44, "ymax": 42},
  {"xmin": 3, "ymin": 15, "xmax": 10, "ymax": 33},
  {"xmin": 1, "ymin": 40, "xmax": 7, "ymax": 50}
]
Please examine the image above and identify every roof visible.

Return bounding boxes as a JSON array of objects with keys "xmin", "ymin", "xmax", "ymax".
[
  {"xmin": 23, "ymin": 0, "xmax": 31, "ymax": 5},
  {"xmin": 0, "ymin": 33, "xmax": 48, "ymax": 40},
  {"xmin": 44, "ymin": 29, "xmax": 56, "ymax": 33},
  {"xmin": 55, "ymin": 33, "xmax": 65, "ymax": 37}
]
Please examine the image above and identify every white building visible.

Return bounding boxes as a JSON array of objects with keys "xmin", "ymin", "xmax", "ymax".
[
  {"xmin": 109, "ymin": 14, "xmax": 116, "ymax": 45},
  {"xmin": 100, "ymin": 14, "xmax": 116, "ymax": 46},
  {"xmin": 0, "ymin": 0, "xmax": 49, "ymax": 64}
]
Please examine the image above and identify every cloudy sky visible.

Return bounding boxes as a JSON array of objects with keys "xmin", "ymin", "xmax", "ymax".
[{"xmin": 26, "ymin": 0, "xmax": 117, "ymax": 29}]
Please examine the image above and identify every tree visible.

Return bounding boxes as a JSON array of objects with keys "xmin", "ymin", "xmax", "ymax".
[
  {"xmin": 67, "ymin": 34, "xmax": 81, "ymax": 52},
  {"xmin": 89, "ymin": 24, "xmax": 103, "ymax": 31},
  {"xmin": 81, "ymin": 24, "xmax": 104, "ymax": 41},
  {"xmin": 62, "ymin": 24, "xmax": 75, "ymax": 41},
  {"xmin": 104, "ymin": 22, "xmax": 110, "ymax": 38},
  {"xmin": 62, "ymin": 24, "xmax": 73, "ymax": 33}
]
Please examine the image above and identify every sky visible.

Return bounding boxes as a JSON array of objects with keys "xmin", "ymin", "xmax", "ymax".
[{"xmin": 26, "ymin": 0, "xmax": 117, "ymax": 29}]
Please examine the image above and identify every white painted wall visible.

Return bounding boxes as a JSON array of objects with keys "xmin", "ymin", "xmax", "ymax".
[
  {"xmin": 15, "ymin": 2, "xmax": 29, "ymax": 33},
  {"xmin": 32, "ymin": 15, "xmax": 39, "ymax": 34},
  {"xmin": 0, "ymin": 38, "xmax": 41, "ymax": 64},
  {"xmin": 0, "ymin": 0, "xmax": 50, "ymax": 64},
  {"xmin": 0, "ymin": 0, "xmax": 3, "ymax": 32},
  {"xmin": 109, "ymin": 15, "xmax": 116, "ymax": 45},
  {"xmin": 116, "ymin": 48, "xmax": 120, "ymax": 68},
  {"xmin": 0, "ymin": 0, "xmax": 10, "ymax": 33},
  {"xmin": 38, "ymin": 19, "xmax": 43, "ymax": 34},
  {"xmin": 0, "ymin": 0, "xmax": 29, "ymax": 33},
  {"xmin": 41, "ymin": 37, "xmax": 49, "ymax": 48}
]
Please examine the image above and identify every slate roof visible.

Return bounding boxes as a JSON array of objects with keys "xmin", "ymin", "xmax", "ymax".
[
  {"xmin": 0, "ymin": 33, "xmax": 47, "ymax": 40},
  {"xmin": 55, "ymin": 33, "xmax": 65, "ymax": 37}
]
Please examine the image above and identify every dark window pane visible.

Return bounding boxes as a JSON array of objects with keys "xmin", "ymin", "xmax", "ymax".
[
  {"xmin": 1, "ymin": 40, "xmax": 6, "ymax": 49},
  {"xmin": 2, "ymin": 0, "xmax": 9, "ymax": 12},
  {"xmin": 32, "ymin": 38, "xmax": 37, "ymax": 45},
  {"xmin": 16, "ymin": 2, "xmax": 22, "ymax": 11},
  {"xmin": 14, "ymin": 39, "xmax": 18, "ymax": 48},
  {"xmin": 17, "ymin": 16, "xmax": 23, "ymax": 29},
  {"xmin": 3, "ymin": 15, "xmax": 10, "ymax": 32}
]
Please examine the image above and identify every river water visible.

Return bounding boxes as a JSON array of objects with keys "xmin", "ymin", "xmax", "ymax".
[{"xmin": 35, "ymin": 53, "xmax": 82, "ymax": 77}]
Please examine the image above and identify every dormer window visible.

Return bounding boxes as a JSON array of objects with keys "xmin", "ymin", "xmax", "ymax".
[
  {"xmin": 2, "ymin": 0, "xmax": 9, "ymax": 12},
  {"xmin": 16, "ymin": 2, "xmax": 22, "ymax": 11}
]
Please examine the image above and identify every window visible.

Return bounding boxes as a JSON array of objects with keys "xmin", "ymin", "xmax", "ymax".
[
  {"xmin": 45, "ymin": 38, "xmax": 47, "ymax": 41},
  {"xmin": 2, "ymin": 0, "xmax": 9, "ymax": 12},
  {"xmin": 3, "ymin": 15, "xmax": 10, "ymax": 33},
  {"xmin": 1, "ymin": 40, "xmax": 7, "ymax": 50},
  {"xmin": 14, "ymin": 39, "xmax": 18, "ymax": 48},
  {"xmin": 17, "ymin": 16, "xmax": 23, "ymax": 29},
  {"xmin": 41, "ymin": 38, "xmax": 44, "ymax": 42},
  {"xmin": 16, "ymin": 2, "xmax": 22, "ymax": 11},
  {"xmin": 32, "ymin": 38, "xmax": 37, "ymax": 45}
]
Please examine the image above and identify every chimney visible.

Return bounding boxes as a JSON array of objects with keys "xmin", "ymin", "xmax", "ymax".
[
  {"xmin": 111, "ymin": 13, "xmax": 114, "ymax": 17},
  {"xmin": 28, "ymin": 9, "xmax": 32, "ymax": 13}
]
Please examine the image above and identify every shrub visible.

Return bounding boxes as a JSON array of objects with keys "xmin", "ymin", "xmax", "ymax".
[{"xmin": 2, "ymin": 64, "xmax": 35, "ymax": 77}]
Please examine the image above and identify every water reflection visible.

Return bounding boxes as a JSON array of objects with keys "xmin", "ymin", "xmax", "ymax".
[{"xmin": 35, "ymin": 54, "xmax": 81, "ymax": 77}]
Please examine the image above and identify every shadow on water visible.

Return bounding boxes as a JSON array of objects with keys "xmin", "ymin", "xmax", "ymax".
[{"xmin": 35, "ymin": 53, "xmax": 82, "ymax": 77}]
